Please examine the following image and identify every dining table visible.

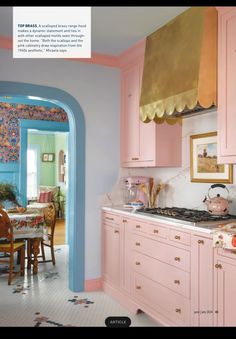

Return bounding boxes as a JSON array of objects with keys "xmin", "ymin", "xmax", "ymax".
[{"xmin": 8, "ymin": 208, "xmax": 48, "ymax": 274}]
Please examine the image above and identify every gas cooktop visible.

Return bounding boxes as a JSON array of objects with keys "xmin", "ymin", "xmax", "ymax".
[{"xmin": 135, "ymin": 207, "xmax": 236, "ymax": 228}]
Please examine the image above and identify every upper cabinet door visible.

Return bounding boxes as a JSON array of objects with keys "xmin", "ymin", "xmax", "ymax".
[
  {"xmin": 120, "ymin": 40, "xmax": 182, "ymax": 168},
  {"xmin": 122, "ymin": 63, "xmax": 140, "ymax": 163},
  {"xmin": 217, "ymin": 8, "xmax": 236, "ymax": 163}
]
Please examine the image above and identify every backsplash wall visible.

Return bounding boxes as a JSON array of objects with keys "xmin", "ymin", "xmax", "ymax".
[
  {"xmin": 118, "ymin": 110, "xmax": 236, "ymax": 214},
  {"xmin": 0, "ymin": 102, "xmax": 68, "ymax": 162}
]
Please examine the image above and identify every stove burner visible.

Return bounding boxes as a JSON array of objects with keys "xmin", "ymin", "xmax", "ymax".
[{"xmin": 136, "ymin": 207, "xmax": 236, "ymax": 223}]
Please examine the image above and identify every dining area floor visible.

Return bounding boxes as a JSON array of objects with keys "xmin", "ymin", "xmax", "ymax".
[{"xmin": 0, "ymin": 245, "xmax": 159, "ymax": 327}]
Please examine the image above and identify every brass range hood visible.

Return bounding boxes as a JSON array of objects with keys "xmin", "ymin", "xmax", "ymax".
[{"xmin": 140, "ymin": 7, "xmax": 217, "ymax": 123}]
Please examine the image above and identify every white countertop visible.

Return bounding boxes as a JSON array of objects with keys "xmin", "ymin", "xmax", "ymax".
[{"xmin": 102, "ymin": 206, "xmax": 215, "ymax": 234}]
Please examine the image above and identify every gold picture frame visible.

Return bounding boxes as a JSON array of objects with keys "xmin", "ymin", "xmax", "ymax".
[{"xmin": 190, "ymin": 132, "xmax": 233, "ymax": 183}]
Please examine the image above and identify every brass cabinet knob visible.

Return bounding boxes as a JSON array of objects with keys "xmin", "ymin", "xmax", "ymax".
[
  {"xmin": 198, "ymin": 239, "xmax": 204, "ymax": 244},
  {"xmin": 175, "ymin": 308, "xmax": 181, "ymax": 313},
  {"xmin": 123, "ymin": 219, "xmax": 127, "ymax": 223},
  {"xmin": 174, "ymin": 279, "xmax": 180, "ymax": 285},
  {"xmin": 153, "ymin": 229, "xmax": 159, "ymax": 234},
  {"xmin": 174, "ymin": 257, "xmax": 180, "ymax": 262},
  {"xmin": 135, "ymin": 242, "xmax": 141, "ymax": 246},
  {"xmin": 135, "ymin": 262, "xmax": 141, "ymax": 265},
  {"xmin": 136, "ymin": 286, "xmax": 141, "ymax": 289},
  {"xmin": 175, "ymin": 235, "xmax": 181, "ymax": 240},
  {"xmin": 215, "ymin": 264, "xmax": 223, "ymax": 269},
  {"xmin": 128, "ymin": 93, "xmax": 132, "ymax": 98},
  {"xmin": 136, "ymin": 225, "xmax": 141, "ymax": 229},
  {"xmin": 114, "ymin": 230, "xmax": 119, "ymax": 234}
]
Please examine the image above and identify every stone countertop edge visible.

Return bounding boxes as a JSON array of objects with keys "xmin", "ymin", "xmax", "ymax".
[{"xmin": 101, "ymin": 206, "xmax": 213, "ymax": 235}]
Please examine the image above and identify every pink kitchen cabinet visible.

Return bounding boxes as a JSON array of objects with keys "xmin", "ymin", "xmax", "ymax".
[
  {"xmin": 217, "ymin": 7, "xmax": 236, "ymax": 163},
  {"xmin": 191, "ymin": 234, "xmax": 214, "ymax": 327},
  {"xmin": 120, "ymin": 41, "xmax": 182, "ymax": 168},
  {"xmin": 214, "ymin": 254, "xmax": 236, "ymax": 326},
  {"xmin": 102, "ymin": 213, "xmax": 122, "ymax": 288}
]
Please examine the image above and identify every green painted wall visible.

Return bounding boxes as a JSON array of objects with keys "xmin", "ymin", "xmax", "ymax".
[{"xmin": 28, "ymin": 133, "xmax": 56, "ymax": 186}]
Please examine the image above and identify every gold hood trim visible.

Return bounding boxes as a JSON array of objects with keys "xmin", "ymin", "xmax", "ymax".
[{"xmin": 140, "ymin": 7, "xmax": 217, "ymax": 122}]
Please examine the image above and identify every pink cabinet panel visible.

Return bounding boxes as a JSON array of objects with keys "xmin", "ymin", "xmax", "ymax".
[
  {"xmin": 122, "ymin": 64, "xmax": 140, "ymax": 162},
  {"xmin": 191, "ymin": 235, "xmax": 214, "ymax": 327},
  {"xmin": 169, "ymin": 228, "xmax": 191, "ymax": 246},
  {"xmin": 132, "ymin": 251, "xmax": 190, "ymax": 298},
  {"xmin": 103, "ymin": 223, "xmax": 121, "ymax": 287},
  {"xmin": 133, "ymin": 272, "xmax": 190, "ymax": 326},
  {"xmin": 132, "ymin": 233, "xmax": 190, "ymax": 272},
  {"xmin": 215, "ymin": 259, "xmax": 236, "ymax": 326},
  {"xmin": 217, "ymin": 8, "xmax": 236, "ymax": 163}
]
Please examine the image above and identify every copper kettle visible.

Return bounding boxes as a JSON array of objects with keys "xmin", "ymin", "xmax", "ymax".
[{"xmin": 203, "ymin": 184, "xmax": 230, "ymax": 215}]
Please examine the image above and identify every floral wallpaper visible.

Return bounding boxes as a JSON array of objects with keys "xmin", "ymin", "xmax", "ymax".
[{"xmin": 0, "ymin": 102, "xmax": 68, "ymax": 163}]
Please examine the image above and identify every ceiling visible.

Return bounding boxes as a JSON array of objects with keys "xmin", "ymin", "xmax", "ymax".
[{"xmin": 0, "ymin": 6, "xmax": 189, "ymax": 55}]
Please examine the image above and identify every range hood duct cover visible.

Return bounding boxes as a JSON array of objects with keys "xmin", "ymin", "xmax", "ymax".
[{"xmin": 140, "ymin": 7, "xmax": 217, "ymax": 122}]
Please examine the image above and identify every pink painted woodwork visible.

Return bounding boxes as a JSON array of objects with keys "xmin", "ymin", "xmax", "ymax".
[
  {"xmin": 120, "ymin": 40, "xmax": 182, "ymax": 167},
  {"xmin": 191, "ymin": 234, "xmax": 214, "ymax": 326},
  {"xmin": 133, "ymin": 272, "xmax": 190, "ymax": 326},
  {"xmin": 103, "ymin": 223, "xmax": 120, "ymax": 287},
  {"xmin": 214, "ymin": 257, "xmax": 236, "ymax": 326},
  {"xmin": 217, "ymin": 8, "xmax": 236, "ymax": 163},
  {"xmin": 132, "ymin": 233, "xmax": 190, "ymax": 272},
  {"xmin": 102, "ymin": 209, "xmax": 236, "ymax": 327},
  {"xmin": 85, "ymin": 278, "xmax": 102, "ymax": 291},
  {"xmin": 133, "ymin": 251, "xmax": 190, "ymax": 298},
  {"xmin": 169, "ymin": 228, "xmax": 191, "ymax": 246}
]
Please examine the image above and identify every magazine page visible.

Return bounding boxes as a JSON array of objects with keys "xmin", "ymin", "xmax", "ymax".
[{"xmin": 0, "ymin": 5, "xmax": 235, "ymax": 328}]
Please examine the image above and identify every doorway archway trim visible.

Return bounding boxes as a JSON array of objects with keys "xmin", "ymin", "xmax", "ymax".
[{"xmin": 0, "ymin": 81, "xmax": 85, "ymax": 292}]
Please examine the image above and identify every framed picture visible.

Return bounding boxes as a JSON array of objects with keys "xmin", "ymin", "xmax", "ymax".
[
  {"xmin": 42, "ymin": 153, "xmax": 55, "ymax": 162},
  {"xmin": 190, "ymin": 132, "xmax": 233, "ymax": 183}
]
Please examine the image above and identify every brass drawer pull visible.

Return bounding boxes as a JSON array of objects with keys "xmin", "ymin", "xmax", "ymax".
[
  {"xmin": 215, "ymin": 264, "xmax": 222, "ymax": 269},
  {"xmin": 136, "ymin": 225, "xmax": 141, "ymax": 229},
  {"xmin": 132, "ymin": 157, "xmax": 139, "ymax": 160},
  {"xmin": 198, "ymin": 239, "xmax": 204, "ymax": 244},
  {"xmin": 174, "ymin": 257, "xmax": 180, "ymax": 262},
  {"xmin": 135, "ymin": 262, "xmax": 141, "ymax": 265},
  {"xmin": 136, "ymin": 286, "xmax": 141, "ymax": 289},
  {"xmin": 174, "ymin": 280, "xmax": 180, "ymax": 285},
  {"xmin": 175, "ymin": 308, "xmax": 181, "ymax": 313},
  {"xmin": 153, "ymin": 229, "xmax": 159, "ymax": 234},
  {"xmin": 175, "ymin": 235, "xmax": 181, "ymax": 240},
  {"xmin": 135, "ymin": 242, "xmax": 141, "ymax": 246},
  {"xmin": 123, "ymin": 219, "xmax": 127, "ymax": 223},
  {"xmin": 105, "ymin": 217, "xmax": 114, "ymax": 221},
  {"xmin": 114, "ymin": 230, "xmax": 119, "ymax": 234}
]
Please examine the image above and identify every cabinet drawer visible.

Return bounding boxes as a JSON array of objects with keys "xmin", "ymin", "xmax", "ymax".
[
  {"xmin": 217, "ymin": 248, "xmax": 236, "ymax": 261},
  {"xmin": 133, "ymin": 273, "xmax": 190, "ymax": 326},
  {"xmin": 133, "ymin": 252, "xmax": 190, "ymax": 298},
  {"xmin": 132, "ymin": 234, "xmax": 190, "ymax": 272},
  {"xmin": 103, "ymin": 212, "xmax": 120, "ymax": 225},
  {"xmin": 148, "ymin": 223, "xmax": 168, "ymax": 239},
  {"xmin": 169, "ymin": 229, "xmax": 190, "ymax": 246},
  {"xmin": 131, "ymin": 219, "xmax": 148, "ymax": 234}
]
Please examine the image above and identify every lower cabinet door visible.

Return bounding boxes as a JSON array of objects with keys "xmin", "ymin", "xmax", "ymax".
[
  {"xmin": 133, "ymin": 272, "xmax": 190, "ymax": 326},
  {"xmin": 103, "ymin": 224, "xmax": 120, "ymax": 287},
  {"xmin": 215, "ymin": 259, "xmax": 236, "ymax": 326}
]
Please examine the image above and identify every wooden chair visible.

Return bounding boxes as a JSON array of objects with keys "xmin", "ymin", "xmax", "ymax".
[
  {"xmin": 0, "ymin": 208, "xmax": 25, "ymax": 285},
  {"xmin": 27, "ymin": 203, "xmax": 56, "ymax": 266}
]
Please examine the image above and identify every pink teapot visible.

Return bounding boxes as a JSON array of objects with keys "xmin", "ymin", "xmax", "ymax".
[{"xmin": 203, "ymin": 184, "xmax": 230, "ymax": 215}]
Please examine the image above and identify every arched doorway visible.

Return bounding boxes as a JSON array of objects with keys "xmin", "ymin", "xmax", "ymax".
[{"xmin": 0, "ymin": 81, "xmax": 85, "ymax": 292}]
